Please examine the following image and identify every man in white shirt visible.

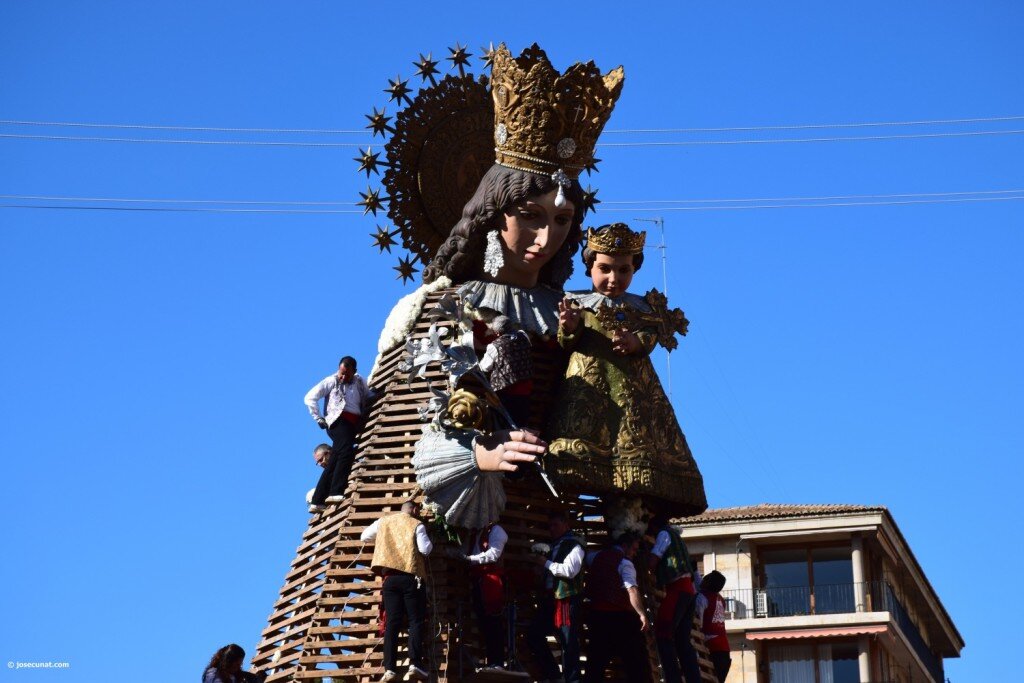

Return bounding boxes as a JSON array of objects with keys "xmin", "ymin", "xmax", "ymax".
[
  {"xmin": 304, "ymin": 356, "xmax": 373, "ymax": 511},
  {"xmin": 360, "ymin": 501, "xmax": 433, "ymax": 682},
  {"xmin": 456, "ymin": 522, "xmax": 509, "ymax": 669},
  {"xmin": 527, "ymin": 511, "xmax": 585, "ymax": 683},
  {"xmin": 583, "ymin": 532, "xmax": 650, "ymax": 682}
]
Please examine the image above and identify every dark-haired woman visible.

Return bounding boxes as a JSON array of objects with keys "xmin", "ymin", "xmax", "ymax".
[
  {"xmin": 407, "ymin": 167, "xmax": 588, "ymax": 528},
  {"xmin": 202, "ymin": 644, "xmax": 265, "ymax": 683}
]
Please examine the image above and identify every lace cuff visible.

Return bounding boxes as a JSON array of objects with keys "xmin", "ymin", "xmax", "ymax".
[{"xmin": 412, "ymin": 425, "xmax": 507, "ymax": 528}]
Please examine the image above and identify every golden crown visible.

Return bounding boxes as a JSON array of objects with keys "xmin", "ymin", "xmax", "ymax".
[
  {"xmin": 490, "ymin": 44, "xmax": 624, "ymax": 182},
  {"xmin": 586, "ymin": 223, "xmax": 646, "ymax": 255}
]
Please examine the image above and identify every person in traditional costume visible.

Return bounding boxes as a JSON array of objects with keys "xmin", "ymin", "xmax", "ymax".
[
  {"xmin": 526, "ymin": 510, "xmax": 586, "ymax": 683},
  {"xmin": 361, "ymin": 501, "xmax": 434, "ymax": 682},
  {"xmin": 583, "ymin": 531, "xmax": 650, "ymax": 683},
  {"xmin": 695, "ymin": 571, "xmax": 732, "ymax": 683},
  {"xmin": 647, "ymin": 515, "xmax": 702, "ymax": 683},
  {"xmin": 547, "ymin": 223, "xmax": 705, "ymax": 514},
  {"xmin": 452, "ymin": 520, "xmax": 510, "ymax": 670}
]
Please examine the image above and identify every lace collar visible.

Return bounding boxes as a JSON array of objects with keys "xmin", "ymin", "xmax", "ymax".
[
  {"xmin": 565, "ymin": 290, "xmax": 652, "ymax": 313},
  {"xmin": 458, "ymin": 280, "xmax": 563, "ymax": 336}
]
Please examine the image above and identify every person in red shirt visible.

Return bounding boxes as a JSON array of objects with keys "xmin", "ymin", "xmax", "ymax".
[{"xmin": 695, "ymin": 571, "xmax": 731, "ymax": 682}]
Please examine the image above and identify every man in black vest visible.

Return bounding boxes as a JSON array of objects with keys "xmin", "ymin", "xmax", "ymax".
[
  {"xmin": 583, "ymin": 531, "xmax": 650, "ymax": 682},
  {"xmin": 527, "ymin": 510, "xmax": 585, "ymax": 683}
]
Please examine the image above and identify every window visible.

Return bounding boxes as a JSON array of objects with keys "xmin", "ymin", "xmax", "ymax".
[
  {"xmin": 765, "ymin": 641, "xmax": 859, "ymax": 683},
  {"xmin": 691, "ymin": 553, "xmax": 704, "ymax": 576},
  {"xmin": 759, "ymin": 545, "xmax": 854, "ymax": 616}
]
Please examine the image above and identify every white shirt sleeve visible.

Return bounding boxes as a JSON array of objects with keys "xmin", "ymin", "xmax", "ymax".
[
  {"xmin": 415, "ymin": 523, "xmax": 433, "ymax": 556},
  {"xmin": 355, "ymin": 374, "xmax": 374, "ymax": 413},
  {"xmin": 619, "ymin": 558, "xmax": 638, "ymax": 589},
  {"xmin": 467, "ymin": 525, "xmax": 508, "ymax": 565},
  {"xmin": 651, "ymin": 530, "xmax": 671, "ymax": 558},
  {"xmin": 545, "ymin": 544, "xmax": 585, "ymax": 579},
  {"xmin": 360, "ymin": 518, "xmax": 381, "ymax": 543},
  {"xmin": 478, "ymin": 344, "xmax": 498, "ymax": 373},
  {"xmin": 304, "ymin": 376, "xmax": 332, "ymax": 420}
]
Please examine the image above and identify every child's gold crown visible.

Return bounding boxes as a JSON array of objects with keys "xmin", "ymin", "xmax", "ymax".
[{"xmin": 586, "ymin": 223, "xmax": 646, "ymax": 255}]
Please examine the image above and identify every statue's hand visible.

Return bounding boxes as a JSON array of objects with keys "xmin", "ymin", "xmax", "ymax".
[
  {"xmin": 612, "ymin": 328, "xmax": 641, "ymax": 355},
  {"xmin": 474, "ymin": 429, "xmax": 546, "ymax": 472},
  {"xmin": 558, "ymin": 298, "xmax": 581, "ymax": 334}
]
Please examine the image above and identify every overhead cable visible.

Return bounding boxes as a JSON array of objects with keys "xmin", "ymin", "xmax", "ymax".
[
  {"xmin": 3, "ymin": 192, "xmax": 1022, "ymax": 214},
  {"xmin": 3, "ymin": 114, "xmax": 1024, "ymax": 135}
]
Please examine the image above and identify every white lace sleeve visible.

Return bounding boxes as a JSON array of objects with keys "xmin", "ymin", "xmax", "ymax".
[{"xmin": 412, "ymin": 425, "xmax": 506, "ymax": 528}]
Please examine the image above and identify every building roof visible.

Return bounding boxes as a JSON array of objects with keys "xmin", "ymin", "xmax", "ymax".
[{"xmin": 678, "ymin": 503, "xmax": 887, "ymax": 525}]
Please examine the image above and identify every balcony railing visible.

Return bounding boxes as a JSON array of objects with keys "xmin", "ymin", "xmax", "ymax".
[
  {"xmin": 720, "ymin": 581, "xmax": 944, "ymax": 682},
  {"xmin": 877, "ymin": 583, "xmax": 944, "ymax": 683},
  {"xmin": 720, "ymin": 582, "xmax": 862, "ymax": 619}
]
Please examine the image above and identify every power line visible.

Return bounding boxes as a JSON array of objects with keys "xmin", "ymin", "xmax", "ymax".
[
  {"xmin": 604, "ymin": 114, "xmax": 1024, "ymax": 134},
  {"xmin": 602, "ymin": 196, "xmax": 1024, "ymax": 211},
  {"xmin": 0, "ymin": 204, "xmax": 363, "ymax": 214},
  {"xmin": 0, "ymin": 119, "xmax": 366, "ymax": 134},
  {"xmin": 602, "ymin": 189, "xmax": 1024, "ymax": 205},
  {"xmin": 3, "ymin": 129, "xmax": 1024, "ymax": 149},
  {"xmin": 0, "ymin": 194, "xmax": 360, "ymax": 206},
  {"xmin": 597, "ymin": 129, "xmax": 1024, "ymax": 147},
  {"xmin": 0, "ymin": 133, "xmax": 368, "ymax": 148},
  {"xmin": 2, "ymin": 189, "xmax": 1020, "ymax": 207},
  {"xmin": 3, "ymin": 193, "xmax": 1022, "ymax": 214},
  {"xmin": 4, "ymin": 114, "xmax": 1023, "ymax": 135}
]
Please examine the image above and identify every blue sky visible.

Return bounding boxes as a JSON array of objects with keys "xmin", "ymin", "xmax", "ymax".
[{"xmin": 1, "ymin": 2, "xmax": 1021, "ymax": 681}]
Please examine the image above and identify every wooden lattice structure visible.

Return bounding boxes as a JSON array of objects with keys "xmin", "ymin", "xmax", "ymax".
[{"xmin": 252, "ymin": 289, "xmax": 716, "ymax": 682}]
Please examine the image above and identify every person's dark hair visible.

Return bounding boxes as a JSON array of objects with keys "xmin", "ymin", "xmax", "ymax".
[
  {"xmin": 646, "ymin": 514, "xmax": 670, "ymax": 533},
  {"xmin": 422, "ymin": 164, "xmax": 587, "ymax": 287},
  {"xmin": 702, "ymin": 570, "xmax": 727, "ymax": 593},
  {"xmin": 339, "ymin": 356, "xmax": 357, "ymax": 370},
  {"xmin": 548, "ymin": 509, "xmax": 573, "ymax": 523},
  {"xmin": 581, "ymin": 225, "xmax": 645, "ymax": 276},
  {"xmin": 205, "ymin": 644, "xmax": 244, "ymax": 683},
  {"xmin": 313, "ymin": 443, "xmax": 331, "ymax": 457},
  {"xmin": 614, "ymin": 530, "xmax": 642, "ymax": 547}
]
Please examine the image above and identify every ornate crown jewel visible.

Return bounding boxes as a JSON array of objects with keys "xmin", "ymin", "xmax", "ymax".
[
  {"xmin": 490, "ymin": 44, "xmax": 624, "ymax": 205},
  {"xmin": 586, "ymin": 223, "xmax": 646, "ymax": 255}
]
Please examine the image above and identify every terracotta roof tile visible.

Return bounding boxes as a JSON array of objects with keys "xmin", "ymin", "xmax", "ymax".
[{"xmin": 676, "ymin": 503, "xmax": 887, "ymax": 525}]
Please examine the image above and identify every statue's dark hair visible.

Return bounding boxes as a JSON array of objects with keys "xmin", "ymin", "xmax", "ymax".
[
  {"xmin": 581, "ymin": 225, "xmax": 645, "ymax": 276},
  {"xmin": 422, "ymin": 164, "xmax": 587, "ymax": 287}
]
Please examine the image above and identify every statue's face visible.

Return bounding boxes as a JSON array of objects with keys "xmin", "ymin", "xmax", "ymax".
[
  {"xmin": 590, "ymin": 252, "xmax": 635, "ymax": 299},
  {"xmin": 496, "ymin": 188, "xmax": 575, "ymax": 287}
]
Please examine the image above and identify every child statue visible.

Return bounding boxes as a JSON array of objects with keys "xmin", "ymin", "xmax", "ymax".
[{"xmin": 548, "ymin": 223, "xmax": 705, "ymax": 515}]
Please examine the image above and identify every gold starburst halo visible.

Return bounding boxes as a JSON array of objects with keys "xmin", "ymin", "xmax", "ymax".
[{"xmin": 358, "ymin": 45, "xmax": 495, "ymax": 268}]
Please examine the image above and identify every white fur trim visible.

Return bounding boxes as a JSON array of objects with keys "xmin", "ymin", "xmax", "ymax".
[{"xmin": 368, "ymin": 276, "xmax": 452, "ymax": 383}]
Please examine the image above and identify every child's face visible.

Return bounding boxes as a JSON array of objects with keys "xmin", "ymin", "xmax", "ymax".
[{"xmin": 590, "ymin": 253, "xmax": 635, "ymax": 298}]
